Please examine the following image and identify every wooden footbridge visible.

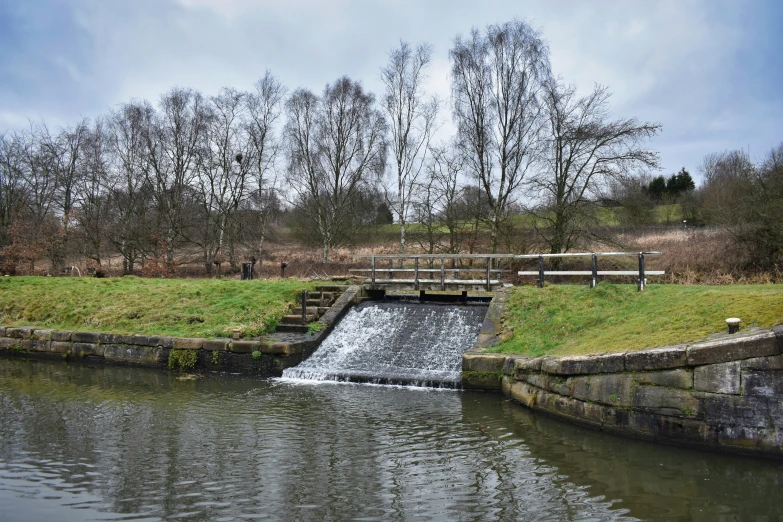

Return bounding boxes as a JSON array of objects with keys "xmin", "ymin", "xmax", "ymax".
[{"xmin": 350, "ymin": 252, "xmax": 664, "ymax": 291}]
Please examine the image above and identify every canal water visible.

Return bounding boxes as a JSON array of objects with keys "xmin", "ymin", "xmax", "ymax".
[{"xmin": 1, "ymin": 359, "xmax": 781, "ymax": 521}]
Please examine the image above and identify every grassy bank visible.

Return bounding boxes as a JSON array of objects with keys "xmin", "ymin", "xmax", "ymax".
[
  {"xmin": 0, "ymin": 276, "xmax": 318, "ymax": 338},
  {"xmin": 495, "ymin": 284, "xmax": 783, "ymax": 357}
]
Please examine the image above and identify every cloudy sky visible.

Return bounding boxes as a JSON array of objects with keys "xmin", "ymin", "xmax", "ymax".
[{"xmin": 1, "ymin": 0, "xmax": 781, "ymax": 182}]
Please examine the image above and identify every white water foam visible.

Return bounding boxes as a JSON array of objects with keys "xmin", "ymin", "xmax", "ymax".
[{"xmin": 281, "ymin": 302, "xmax": 487, "ymax": 388}]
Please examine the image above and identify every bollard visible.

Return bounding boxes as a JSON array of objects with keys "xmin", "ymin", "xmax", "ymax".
[{"xmin": 726, "ymin": 318, "xmax": 741, "ymax": 334}]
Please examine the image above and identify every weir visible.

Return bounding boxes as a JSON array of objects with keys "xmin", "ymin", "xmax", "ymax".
[{"xmin": 281, "ymin": 300, "xmax": 488, "ymax": 387}]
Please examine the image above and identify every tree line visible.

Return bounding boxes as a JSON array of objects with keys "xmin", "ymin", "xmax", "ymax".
[{"xmin": 1, "ymin": 19, "xmax": 779, "ymax": 276}]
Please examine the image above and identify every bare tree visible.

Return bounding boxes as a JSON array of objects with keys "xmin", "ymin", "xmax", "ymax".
[
  {"xmin": 0, "ymin": 132, "xmax": 28, "ymax": 246},
  {"xmin": 381, "ymin": 41, "xmax": 438, "ymax": 254},
  {"xmin": 450, "ymin": 19, "xmax": 551, "ymax": 252},
  {"xmin": 196, "ymin": 88, "xmax": 252, "ymax": 275},
  {"xmin": 106, "ymin": 101, "xmax": 155, "ymax": 275},
  {"xmin": 531, "ymin": 81, "xmax": 661, "ymax": 255},
  {"xmin": 245, "ymin": 71, "xmax": 286, "ymax": 260},
  {"xmin": 145, "ymin": 87, "xmax": 208, "ymax": 264},
  {"xmin": 285, "ymin": 77, "xmax": 387, "ymax": 263}
]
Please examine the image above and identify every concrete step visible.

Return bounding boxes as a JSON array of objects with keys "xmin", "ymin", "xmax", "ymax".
[
  {"xmin": 287, "ymin": 306, "xmax": 320, "ymax": 315},
  {"xmin": 306, "ymin": 299, "xmax": 335, "ymax": 307}
]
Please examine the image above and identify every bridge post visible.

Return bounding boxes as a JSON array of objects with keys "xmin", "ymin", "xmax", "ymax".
[
  {"xmin": 637, "ymin": 253, "xmax": 646, "ymax": 291},
  {"xmin": 414, "ymin": 257, "xmax": 419, "ymax": 290},
  {"xmin": 591, "ymin": 254, "xmax": 598, "ymax": 288},
  {"xmin": 440, "ymin": 257, "xmax": 445, "ymax": 291},
  {"xmin": 371, "ymin": 256, "xmax": 376, "ymax": 288},
  {"xmin": 301, "ymin": 290, "xmax": 308, "ymax": 324},
  {"xmin": 486, "ymin": 257, "xmax": 491, "ymax": 291},
  {"xmin": 537, "ymin": 256, "xmax": 545, "ymax": 288}
]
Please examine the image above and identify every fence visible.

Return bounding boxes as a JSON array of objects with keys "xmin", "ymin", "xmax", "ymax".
[{"xmin": 349, "ymin": 252, "xmax": 664, "ymax": 291}]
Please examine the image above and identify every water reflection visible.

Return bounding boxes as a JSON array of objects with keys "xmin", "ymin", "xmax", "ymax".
[{"xmin": 0, "ymin": 359, "xmax": 781, "ymax": 521}]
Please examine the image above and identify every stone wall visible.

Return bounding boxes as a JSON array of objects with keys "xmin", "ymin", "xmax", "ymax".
[
  {"xmin": 0, "ymin": 285, "xmax": 365, "ymax": 377},
  {"xmin": 464, "ymin": 326, "xmax": 783, "ymax": 458}
]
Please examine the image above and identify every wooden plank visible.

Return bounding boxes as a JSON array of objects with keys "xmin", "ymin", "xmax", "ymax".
[
  {"xmin": 518, "ymin": 270, "xmax": 665, "ymax": 276},
  {"xmin": 348, "ymin": 268, "xmax": 510, "ymax": 273},
  {"xmin": 356, "ymin": 278, "xmax": 501, "ymax": 285}
]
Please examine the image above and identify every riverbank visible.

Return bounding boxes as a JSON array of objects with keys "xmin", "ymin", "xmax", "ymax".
[
  {"xmin": 0, "ymin": 276, "xmax": 320, "ymax": 338},
  {"xmin": 494, "ymin": 284, "xmax": 783, "ymax": 356}
]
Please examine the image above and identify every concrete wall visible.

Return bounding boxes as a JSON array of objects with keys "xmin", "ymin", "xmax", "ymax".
[
  {"xmin": 463, "ymin": 326, "xmax": 783, "ymax": 458},
  {"xmin": 0, "ymin": 285, "xmax": 365, "ymax": 377}
]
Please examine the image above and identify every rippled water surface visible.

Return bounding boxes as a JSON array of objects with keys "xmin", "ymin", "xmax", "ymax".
[{"xmin": 1, "ymin": 360, "xmax": 782, "ymax": 521}]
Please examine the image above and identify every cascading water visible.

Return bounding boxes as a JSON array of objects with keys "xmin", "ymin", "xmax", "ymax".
[{"xmin": 281, "ymin": 301, "xmax": 488, "ymax": 387}]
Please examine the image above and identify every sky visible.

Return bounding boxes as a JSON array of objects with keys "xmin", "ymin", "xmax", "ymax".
[{"xmin": 1, "ymin": 0, "xmax": 781, "ymax": 183}]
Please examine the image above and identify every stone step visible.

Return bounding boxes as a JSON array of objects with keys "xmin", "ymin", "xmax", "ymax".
[
  {"xmin": 315, "ymin": 285, "xmax": 346, "ymax": 293},
  {"xmin": 280, "ymin": 314, "xmax": 317, "ymax": 325},
  {"xmin": 274, "ymin": 324, "xmax": 310, "ymax": 334},
  {"xmin": 306, "ymin": 299, "xmax": 334, "ymax": 307}
]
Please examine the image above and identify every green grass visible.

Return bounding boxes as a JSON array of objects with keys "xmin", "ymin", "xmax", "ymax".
[
  {"xmin": 0, "ymin": 276, "xmax": 318, "ymax": 338},
  {"xmin": 494, "ymin": 284, "xmax": 783, "ymax": 357}
]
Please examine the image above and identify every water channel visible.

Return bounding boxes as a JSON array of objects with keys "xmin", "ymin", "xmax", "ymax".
[{"xmin": 2, "ymin": 359, "xmax": 782, "ymax": 520}]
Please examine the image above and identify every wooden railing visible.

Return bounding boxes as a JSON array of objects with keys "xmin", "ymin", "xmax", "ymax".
[
  {"xmin": 350, "ymin": 254, "xmax": 517, "ymax": 291},
  {"xmin": 516, "ymin": 251, "xmax": 664, "ymax": 291},
  {"xmin": 350, "ymin": 251, "xmax": 665, "ymax": 291}
]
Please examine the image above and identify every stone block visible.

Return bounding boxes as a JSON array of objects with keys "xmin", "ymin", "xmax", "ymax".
[
  {"xmin": 522, "ymin": 372, "xmax": 548, "ymax": 389},
  {"xmin": 51, "ymin": 330, "xmax": 73, "ymax": 342},
  {"xmin": 463, "ymin": 370, "xmax": 502, "ymax": 390},
  {"xmin": 501, "ymin": 375, "xmax": 513, "ymax": 395},
  {"xmin": 693, "ymin": 361, "xmax": 741, "ymax": 394},
  {"xmin": 655, "ymin": 416, "xmax": 717, "ymax": 447},
  {"xmin": 687, "ymin": 331, "xmax": 777, "ymax": 366},
  {"xmin": 634, "ymin": 369, "xmax": 693, "ymax": 389},
  {"xmin": 742, "ymin": 354, "xmax": 783, "ymax": 370},
  {"xmin": 27, "ymin": 340, "xmax": 50, "ymax": 352},
  {"xmin": 72, "ymin": 331, "xmax": 100, "ymax": 344},
  {"xmin": 72, "ymin": 342, "xmax": 105, "ymax": 357},
  {"xmin": 508, "ymin": 381, "xmax": 538, "ymax": 408},
  {"xmin": 462, "ymin": 353, "xmax": 506, "ymax": 373},
  {"xmin": 514, "ymin": 357, "xmax": 544, "ymax": 373},
  {"xmin": 260, "ymin": 342, "xmax": 302, "ymax": 356},
  {"xmin": 5, "ymin": 327, "xmax": 34, "ymax": 339},
  {"xmin": 540, "ymin": 352, "xmax": 625, "ymax": 376},
  {"xmin": 632, "ymin": 386, "xmax": 700, "ymax": 418},
  {"xmin": 32, "ymin": 329, "xmax": 53, "ymax": 341},
  {"xmin": 716, "ymin": 426, "xmax": 769, "ymax": 451},
  {"xmin": 769, "ymin": 400, "xmax": 783, "ymax": 427},
  {"xmin": 173, "ymin": 338, "xmax": 203, "ymax": 350},
  {"xmin": 203, "ymin": 339, "xmax": 230, "ymax": 351},
  {"xmin": 741, "ymin": 370, "xmax": 783, "ymax": 398},
  {"xmin": 100, "ymin": 333, "xmax": 136, "ymax": 345},
  {"xmin": 571, "ymin": 373, "xmax": 632, "ymax": 407},
  {"xmin": 229, "ymin": 340, "xmax": 261, "ymax": 354},
  {"xmin": 625, "ymin": 345, "xmax": 687, "ymax": 371},
  {"xmin": 774, "ymin": 324, "xmax": 783, "ymax": 353},
  {"xmin": 626, "ymin": 411, "xmax": 657, "ymax": 437},
  {"xmin": 699, "ymin": 393, "xmax": 769, "ymax": 428},
  {"xmin": 536, "ymin": 391, "xmax": 588, "ymax": 421},
  {"xmin": 50, "ymin": 341, "xmax": 71, "ymax": 353},
  {"xmin": 104, "ymin": 344, "xmax": 164, "ymax": 365},
  {"xmin": 0, "ymin": 337, "xmax": 18, "ymax": 349},
  {"xmin": 0, "ymin": 326, "xmax": 4, "ymax": 336},
  {"xmin": 547, "ymin": 376, "xmax": 570, "ymax": 396}
]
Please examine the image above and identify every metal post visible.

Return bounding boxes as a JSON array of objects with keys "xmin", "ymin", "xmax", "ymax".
[
  {"xmin": 638, "ymin": 253, "xmax": 646, "ymax": 291},
  {"xmin": 537, "ymin": 256, "xmax": 545, "ymax": 288},
  {"xmin": 486, "ymin": 257, "xmax": 491, "ymax": 291},
  {"xmin": 388, "ymin": 259, "xmax": 393, "ymax": 281},
  {"xmin": 591, "ymin": 254, "xmax": 598, "ymax": 288},
  {"xmin": 414, "ymin": 257, "xmax": 419, "ymax": 290},
  {"xmin": 301, "ymin": 290, "xmax": 308, "ymax": 324},
  {"xmin": 371, "ymin": 256, "xmax": 376, "ymax": 288},
  {"xmin": 440, "ymin": 257, "xmax": 445, "ymax": 291}
]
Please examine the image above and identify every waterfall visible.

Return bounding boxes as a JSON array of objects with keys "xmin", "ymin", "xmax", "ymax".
[{"xmin": 281, "ymin": 301, "xmax": 487, "ymax": 387}]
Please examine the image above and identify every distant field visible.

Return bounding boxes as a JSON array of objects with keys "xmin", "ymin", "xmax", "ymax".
[
  {"xmin": 494, "ymin": 284, "xmax": 783, "ymax": 356},
  {"xmin": 0, "ymin": 276, "xmax": 317, "ymax": 338}
]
